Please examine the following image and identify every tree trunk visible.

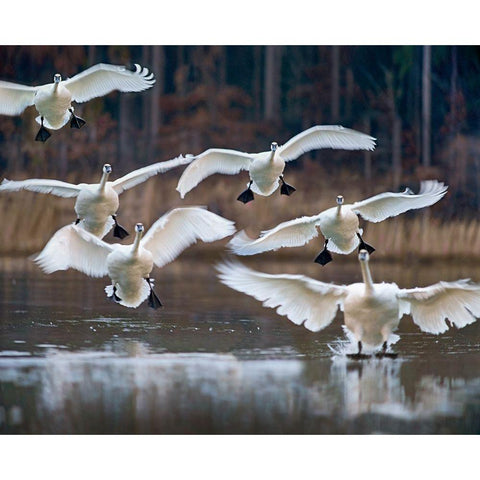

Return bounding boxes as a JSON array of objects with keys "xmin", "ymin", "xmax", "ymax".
[
  {"xmin": 149, "ymin": 45, "xmax": 163, "ymax": 163},
  {"xmin": 331, "ymin": 46, "xmax": 340, "ymax": 122},
  {"xmin": 264, "ymin": 46, "xmax": 283, "ymax": 121},
  {"xmin": 422, "ymin": 45, "xmax": 431, "ymax": 167}
]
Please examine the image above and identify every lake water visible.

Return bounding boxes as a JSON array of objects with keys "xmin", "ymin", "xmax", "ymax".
[{"xmin": 1, "ymin": 255, "xmax": 480, "ymax": 434}]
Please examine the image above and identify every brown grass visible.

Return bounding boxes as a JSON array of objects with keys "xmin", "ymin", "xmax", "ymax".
[{"xmin": 0, "ymin": 167, "xmax": 478, "ymax": 262}]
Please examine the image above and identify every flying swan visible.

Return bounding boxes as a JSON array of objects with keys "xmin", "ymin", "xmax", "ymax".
[
  {"xmin": 0, "ymin": 63, "xmax": 155, "ymax": 141},
  {"xmin": 0, "ymin": 156, "xmax": 192, "ymax": 238},
  {"xmin": 216, "ymin": 251, "xmax": 480, "ymax": 358},
  {"xmin": 176, "ymin": 125, "xmax": 376, "ymax": 203},
  {"xmin": 34, "ymin": 207, "xmax": 236, "ymax": 308},
  {"xmin": 228, "ymin": 180, "xmax": 448, "ymax": 265}
]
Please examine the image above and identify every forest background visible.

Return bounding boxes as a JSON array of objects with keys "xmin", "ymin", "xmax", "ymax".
[{"xmin": 0, "ymin": 45, "xmax": 479, "ymax": 261}]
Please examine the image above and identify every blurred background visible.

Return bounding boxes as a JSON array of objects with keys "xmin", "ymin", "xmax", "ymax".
[{"xmin": 1, "ymin": 45, "xmax": 480, "ymax": 260}]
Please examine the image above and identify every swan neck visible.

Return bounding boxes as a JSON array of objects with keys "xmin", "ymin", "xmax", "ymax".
[
  {"xmin": 360, "ymin": 261, "xmax": 374, "ymax": 294},
  {"xmin": 99, "ymin": 172, "xmax": 110, "ymax": 191},
  {"xmin": 269, "ymin": 150, "xmax": 276, "ymax": 162},
  {"xmin": 336, "ymin": 205, "xmax": 342, "ymax": 216},
  {"xmin": 132, "ymin": 231, "xmax": 143, "ymax": 254}
]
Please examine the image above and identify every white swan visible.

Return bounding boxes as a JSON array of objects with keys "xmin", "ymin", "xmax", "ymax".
[
  {"xmin": 0, "ymin": 156, "xmax": 191, "ymax": 238},
  {"xmin": 0, "ymin": 63, "xmax": 155, "ymax": 142},
  {"xmin": 216, "ymin": 251, "xmax": 480, "ymax": 358},
  {"xmin": 34, "ymin": 207, "xmax": 236, "ymax": 308},
  {"xmin": 176, "ymin": 125, "xmax": 376, "ymax": 203},
  {"xmin": 228, "ymin": 180, "xmax": 448, "ymax": 265}
]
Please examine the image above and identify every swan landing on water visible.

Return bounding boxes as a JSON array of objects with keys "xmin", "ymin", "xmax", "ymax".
[
  {"xmin": 228, "ymin": 180, "xmax": 448, "ymax": 265},
  {"xmin": 0, "ymin": 157, "xmax": 192, "ymax": 239},
  {"xmin": 176, "ymin": 125, "xmax": 376, "ymax": 203},
  {"xmin": 217, "ymin": 251, "xmax": 480, "ymax": 358},
  {"xmin": 34, "ymin": 207, "xmax": 236, "ymax": 309},
  {"xmin": 0, "ymin": 63, "xmax": 155, "ymax": 142}
]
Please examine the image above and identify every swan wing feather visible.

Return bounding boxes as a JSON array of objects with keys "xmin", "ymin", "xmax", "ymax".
[
  {"xmin": 33, "ymin": 224, "xmax": 113, "ymax": 277},
  {"xmin": 176, "ymin": 148, "xmax": 252, "ymax": 198},
  {"xmin": 398, "ymin": 279, "xmax": 480, "ymax": 334},
  {"xmin": 228, "ymin": 214, "xmax": 323, "ymax": 256},
  {"xmin": 278, "ymin": 125, "xmax": 376, "ymax": 162},
  {"xmin": 142, "ymin": 207, "xmax": 236, "ymax": 268},
  {"xmin": 0, "ymin": 79, "xmax": 37, "ymax": 115},
  {"xmin": 216, "ymin": 260, "xmax": 347, "ymax": 331},
  {"xmin": 63, "ymin": 63, "xmax": 155, "ymax": 103},
  {"xmin": 0, "ymin": 178, "xmax": 81, "ymax": 198},
  {"xmin": 112, "ymin": 155, "xmax": 192, "ymax": 194},
  {"xmin": 352, "ymin": 180, "xmax": 448, "ymax": 223}
]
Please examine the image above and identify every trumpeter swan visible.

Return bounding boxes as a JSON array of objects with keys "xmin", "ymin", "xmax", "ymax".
[
  {"xmin": 176, "ymin": 125, "xmax": 376, "ymax": 203},
  {"xmin": 0, "ymin": 156, "xmax": 191, "ymax": 238},
  {"xmin": 0, "ymin": 63, "xmax": 155, "ymax": 142},
  {"xmin": 34, "ymin": 207, "xmax": 236, "ymax": 308},
  {"xmin": 217, "ymin": 251, "xmax": 480, "ymax": 358},
  {"xmin": 228, "ymin": 180, "xmax": 448, "ymax": 265}
]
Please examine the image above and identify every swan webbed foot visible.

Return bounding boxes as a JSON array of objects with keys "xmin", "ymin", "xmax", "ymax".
[
  {"xmin": 346, "ymin": 341, "xmax": 371, "ymax": 360},
  {"xmin": 237, "ymin": 181, "xmax": 254, "ymax": 204},
  {"xmin": 35, "ymin": 123, "xmax": 51, "ymax": 142},
  {"xmin": 69, "ymin": 109, "xmax": 86, "ymax": 129},
  {"xmin": 112, "ymin": 215, "xmax": 130, "ymax": 239},
  {"xmin": 314, "ymin": 240, "xmax": 333, "ymax": 266},
  {"xmin": 357, "ymin": 233, "xmax": 375, "ymax": 254},
  {"xmin": 279, "ymin": 175, "xmax": 296, "ymax": 196},
  {"xmin": 75, "ymin": 218, "xmax": 81, "ymax": 225},
  {"xmin": 146, "ymin": 278, "xmax": 163, "ymax": 309},
  {"xmin": 108, "ymin": 285, "xmax": 122, "ymax": 303},
  {"xmin": 375, "ymin": 341, "xmax": 398, "ymax": 359}
]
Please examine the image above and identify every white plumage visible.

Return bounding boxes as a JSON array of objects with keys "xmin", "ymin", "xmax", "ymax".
[
  {"xmin": 228, "ymin": 180, "xmax": 448, "ymax": 264},
  {"xmin": 0, "ymin": 156, "xmax": 192, "ymax": 238},
  {"xmin": 176, "ymin": 125, "xmax": 376, "ymax": 202},
  {"xmin": 0, "ymin": 63, "xmax": 155, "ymax": 140},
  {"xmin": 216, "ymin": 251, "xmax": 480, "ymax": 356},
  {"xmin": 34, "ymin": 207, "xmax": 236, "ymax": 308}
]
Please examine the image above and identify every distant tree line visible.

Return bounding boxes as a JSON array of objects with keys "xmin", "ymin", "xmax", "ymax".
[{"xmin": 1, "ymin": 45, "xmax": 480, "ymax": 219}]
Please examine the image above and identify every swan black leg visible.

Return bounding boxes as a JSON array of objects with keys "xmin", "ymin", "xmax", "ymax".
[
  {"xmin": 279, "ymin": 175, "xmax": 296, "ymax": 196},
  {"xmin": 35, "ymin": 117, "xmax": 51, "ymax": 142},
  {"xmin": 145, "ymin": 278, "xmax": 162, "ymax": 309},
  {"xmin": 314, "ymin": 239, "xmax": 333, "ymax": 266},
  {"xmin": 69, "ymin": 108, "xmax": 86, "ymax": 129},
  {"xmin": 112, "ymin": 215, "xmax": 130, "ymax": 239},
  {"xmin": 357, "ymin": 233, "xmax": 375, "ymax": 254},
  {"xmin": 375, "ymin": 341, "xmax": 398, "ymax": 359},
  {"xmin": 107, "ymin": 285, "xmax": 122, "ymax": 303},
  {"xmin": 237, "ymin": 180, "xmax": 255, "ymax": 204},
  {"xmin": 347, "ymin": 341, "xmax": 371, "ymax": 360}
]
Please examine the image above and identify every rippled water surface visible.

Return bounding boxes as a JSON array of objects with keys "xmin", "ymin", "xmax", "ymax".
[{"xmin": 1, "ymin": 256, "xmax": 480, "ymax": 434}]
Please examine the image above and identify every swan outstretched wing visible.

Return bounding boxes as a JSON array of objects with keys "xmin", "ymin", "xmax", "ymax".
[
  {"xmin": 397, "ymin": 279, "xmax": 480, "ymax": 334},
  {"xmin": 278, "ymin": 125, "xmax": 376, "ymax": 162},
  {"xmin": 0, "ymin": 80, "xmax": 37, "ymax": 115},
  {"xmin": 63, "ymin": 63, "xmax": 155, "ymax": 103},
  {"xmin": 33, "ymin": 224, "xmax": 114, "ymax": 277},
  {"xmin": 0, "ymin": 178, "xmax": 82, "ymax": 198},
  {"xmin": 142, "ymin": 207, "xmax": 236, "ymax": 268},
  {"xmin": 228, "ymin": 214, "xmax": 323, "ymax": 256},
  {"xmin": 112, "ymin": 155, "xmax": 192, "ymax": 194},
  {"xmin": 216, "ymin": 261, "xmax": 347, "ymax": 331},
  {"xmin": 176, "ymin": 149, "xmax": 253, "ymax": 198},
  {"xmin": 351, "ymin": 180, "xmax": 448, "ymax": 223}
]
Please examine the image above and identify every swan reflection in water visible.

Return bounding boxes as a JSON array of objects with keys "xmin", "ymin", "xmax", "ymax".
[{"xmin": 1, "ymin": 341, "xmax": 479, "ymax": 434}]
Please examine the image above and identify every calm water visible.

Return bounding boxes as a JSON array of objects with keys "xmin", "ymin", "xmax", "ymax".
[{"xmin": 1, "ymin": 255, "xmax": 480, "ymax": 434}]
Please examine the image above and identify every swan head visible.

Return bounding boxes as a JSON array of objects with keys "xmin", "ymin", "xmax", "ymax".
[
  {"xmin": 358, "ymin": 249, "xmax": 370, "ymax": 263},
  {"xmin": 53, "ymin": 74, "xmax": 62, "ymax": 84},
  {"xmin": 103, "ymin": 164, "xmax": 112, "ymax": 175},
  {"xmin": 270, "ymin": 142, "xmax": 278, "ymax": 152},
  {"xmin": 336, "ymin": 195, "xmax": 344, "ymax": 205},
  {"xmin": 135, "ymin": 223, "xmax": 144, "ymax": 234}
]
